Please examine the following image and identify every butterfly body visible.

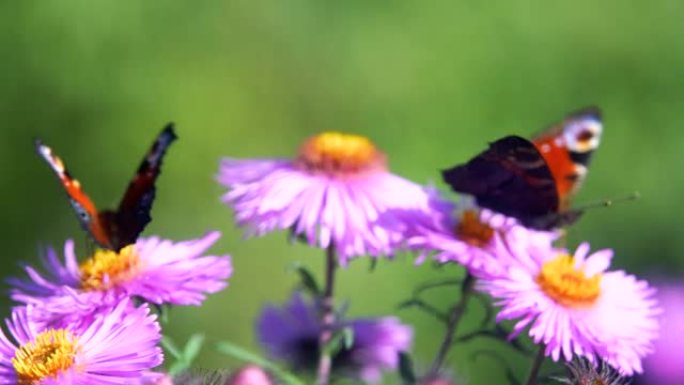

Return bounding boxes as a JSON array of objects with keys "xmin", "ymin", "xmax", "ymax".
[
  {"xmin": 36, "ymin": 124, "xmax": 177, "ymax": 251},
  {"xmin": 442, "ymin": 108, "xmax": 602, "ymax": 230}
]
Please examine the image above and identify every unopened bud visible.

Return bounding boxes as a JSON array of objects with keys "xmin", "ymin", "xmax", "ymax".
[{"xmin": 228, "ymin": 365, "xmax": 273, "ymax": 385}]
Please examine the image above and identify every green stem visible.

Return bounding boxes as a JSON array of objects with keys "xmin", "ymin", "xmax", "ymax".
[
  {"xmin": 524, "ymin": 345, "xmax": 546, "ymax": 385},
  {"xmin": 426, "ymin": 273, "xmax": 475, "ymax": 379},
  {"xmin": 315, "ymin": 245, "xmax": 337, "ymax": 385}
]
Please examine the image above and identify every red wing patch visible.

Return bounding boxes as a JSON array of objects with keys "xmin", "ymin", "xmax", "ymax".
[
  {"xmin": 35, "ymin": 141, "xmax": 112, "ymax": 248},
  {"xmin": 532, "ymin": 107, "xmax": 603, "ymax": 207}
]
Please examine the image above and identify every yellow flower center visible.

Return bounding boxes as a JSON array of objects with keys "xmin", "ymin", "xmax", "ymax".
[
  {"xmin": 79, "ymin": 245, "xmax": 141, "ymax": 291},
  {"xmin": 296, "ymin": 132, "xmax": 385, "ymax": 174},
  {"xmin": 12, "ymin": 329, "xmax": 79, "ymax": 384},
  {"xmin": 536, "ymin": 255, "xmax": 601, "ymax": 307},
  {"xmin": 454, "ymin": 210, "xmax": 494, "ymax": 247}
]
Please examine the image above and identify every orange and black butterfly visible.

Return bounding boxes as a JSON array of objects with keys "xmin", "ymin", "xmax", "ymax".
[
  {"xmin": 35, "ymin": 124, "xmax": 178, "ymax": 251},
  {"xmin": 442, "ymin": 107, "xmax": 602, "ymax": 230}
]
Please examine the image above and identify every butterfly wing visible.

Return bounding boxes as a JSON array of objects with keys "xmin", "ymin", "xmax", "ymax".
[
  {"xmin": 112, "ymin": 123, "xmax": 178, "ymax": 250},
  {"xmin": 442, "ymin": 135, "xmax": 563, "ymax": 229},
  {"xmin": 35, "ymin": 141, "xmax": 114, "ymax": 249},
  {"xmin": 532, "ymin": 106, "xmax": 603, "ymax": 206}
]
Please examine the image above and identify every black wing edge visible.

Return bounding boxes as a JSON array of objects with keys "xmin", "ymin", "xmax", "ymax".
[{"xmin": 113, "ymin": 122, "xmax": 178, "ymax": 249}]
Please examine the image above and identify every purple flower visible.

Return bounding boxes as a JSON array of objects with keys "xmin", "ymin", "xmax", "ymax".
[
  {"xmin": 406, "ymin": 197, "xmax": 558, "ymax": 278},
  {"xmin": 10, "ymin": 232, "xmax": 231, "ymax": 328},
  {"xmin": 257, "ymin": 293, "xmax": 412, "ymax": 383},
  {"xmin": 641, "ymin": 283, "xmax": 684, "ymax": 384},
  {"xmin": 217, "ymin": 132, "xmax": 443, "ymax": 263},
  {"xmin": 477, "ymin": 242, "xmax": 660, "ymax": 375},
  {"xmin": 0, "ymin": 299, "xmax": 162, "ymax": 384}
]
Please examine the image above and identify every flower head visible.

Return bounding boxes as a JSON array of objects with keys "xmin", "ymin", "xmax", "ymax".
[
  {"xmin": 641, "ymin": 283, "xmax": 684, "ymax": 383},
  {"xmin": 406, "ymin": 197, "xmax": 557, "ymax": 278},
  {"xmin": 478, "ymin": 242, "xmax": 660, "ymax": 375},
  {"xmin": 217, "ymin": 132, "xmax": 443, "ymax": 263},
  {"xmin": 256, "ymin": 292, "xmax": 412, "ymax": 383},
  {"xmin": 10, "ymin": 232, "xmax": 232, "ymax": 329},
  {"xmin": 0, "ymin": 299, "xmax": 162, "ymax": 384}
]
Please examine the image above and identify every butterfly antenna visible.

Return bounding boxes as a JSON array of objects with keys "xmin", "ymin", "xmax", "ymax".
[{"xmin": 574, "ymin": 191, "xmax": 641, "ymax": 211}]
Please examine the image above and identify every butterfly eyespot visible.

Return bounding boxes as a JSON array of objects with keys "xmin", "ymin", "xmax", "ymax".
[
  {"xmin": 69, "ymin": 199, "xmax": 91, "ymax": 223},
  {"xmin": 577, "ymin": 130, "xmax": 594, "ymax": 143}
]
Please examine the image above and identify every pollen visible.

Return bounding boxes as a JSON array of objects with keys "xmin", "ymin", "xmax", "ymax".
[
  {"xmin": 454, "ymin": 209, "xmax": 494, "ymax": 247},
  {"xmin": 80, "ymin": 245, "xmax": 141, "ymax": 291},
  {"xmin": 536, "ymin": 255, "xmax": 601, "ymax": 307},
  {"xmin": 12, "ymin": 329, "xmax": 79, "ymax": 384},
  {"xmin": 296, "ymin": 132, "xmax": 385, "ymax": 174}
]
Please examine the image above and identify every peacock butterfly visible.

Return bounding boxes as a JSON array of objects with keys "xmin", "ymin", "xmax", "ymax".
[
  {"xmin": 442, "ymin": 107, "xmax": 602, "ymax": 230},
  {"xmin": 35, "ymin": 124, "xmax": 178, "ymax": 251}
]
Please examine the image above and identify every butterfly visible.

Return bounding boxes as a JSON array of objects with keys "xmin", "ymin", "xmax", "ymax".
[
  {"xmin": 442, "ymin": 107, "xmax": 603, "ymax": 230},
  {"xmin": 36, "ymin": 124, "xmax": 178, "ymax": 251}
]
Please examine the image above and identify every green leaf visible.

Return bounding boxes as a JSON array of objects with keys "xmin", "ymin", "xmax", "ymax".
[
  {"xmin": 288, "ymin": 262, "xmax": 321, "ymax": 296},
  {"xmin": 323, "ymin": 327, "xmax": 354, "ymax": 356},
  {"xmin": 162, "ymin": 334, "xmax": 206, "ymax": 376},
  {"xmin": 342, "ymin": 327, "xmax": 354, "ymax": 350},
  {"xmin": 182, "ymin": 334, "xmax": 205, "ymax": 365},
  {"xmin": 398, "ymin": 352, "xmax": 417, "ymax": 385},
  {"xmin": 161, "ymin": 336, "xmax": 183, "ymax": 360},
  {"xmin": 168, "ymin": 359, "xmax": 189, "ymax": 376},
  {"xmin": 216, "ymin": 341, "xmax": 306, "ymax": 385}
]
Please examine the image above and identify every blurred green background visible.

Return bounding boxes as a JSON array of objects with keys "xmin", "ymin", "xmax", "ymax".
[{"xmin": 1, "ymin": 1, "xmax": 683, "ymax": 384}]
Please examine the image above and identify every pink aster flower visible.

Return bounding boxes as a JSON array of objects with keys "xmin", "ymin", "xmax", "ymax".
[
  {"xmin": 0, "ymin": 299, "xmax": 162, "ymax": 384},
  {"xmin": 478, "ymin": 242, "xmax": 660, "ymax": 375},
  {"xmin": 641, "ymin": 283, "xmax": 684, "ymax": 384},
  {"xmin": 217, "ymin": 132, "xmax": 443, "ymax": 263},
  {"xmin": 257, "ymin": 292, "xmax": 412, "ymax": 383},
  {"xmin": 406, "ymin": 197, "xmax": 558, "ymax": 278},
  {"xmin": 10, "ymin": 231, "xmax": 231, "ymax": 328}
]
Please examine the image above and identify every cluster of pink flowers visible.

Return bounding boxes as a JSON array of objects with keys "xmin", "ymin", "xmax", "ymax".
[
  {"xmin": 401, "ymin": 192, "xmax": 659, "ymax": 375},
  {"xmin": 2, "ymin": 232, "xmax": 232, "ymax": 384},
  {"xmin": 1, "ymin": 127, "xmax": 663, "ymax": 385},
  {"xmin": 218, "ymin": 130, "xmax": 661, "ymax": 382}
]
